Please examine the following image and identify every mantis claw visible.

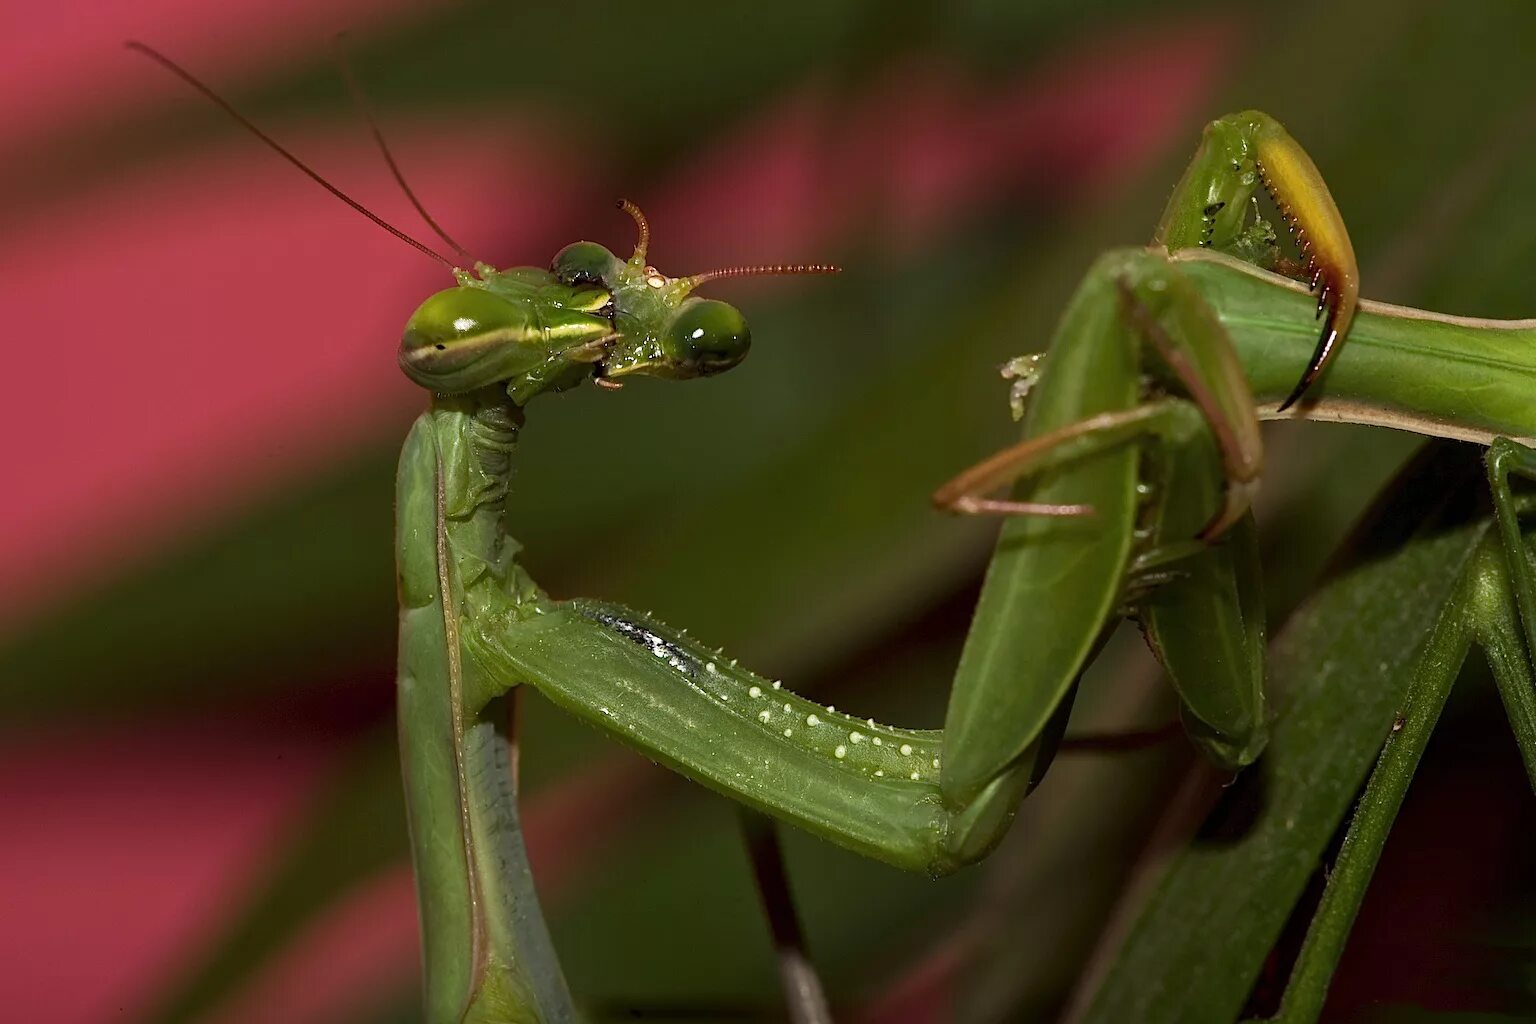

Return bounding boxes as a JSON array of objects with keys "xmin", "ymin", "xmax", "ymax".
[
  {"xmin": 1158, "ymin": 111, "xmax": 1359, "ymax": 412},
  {"xmin": 1252, "ymin": 121, "xmax": 1359, "ymax": 410}
]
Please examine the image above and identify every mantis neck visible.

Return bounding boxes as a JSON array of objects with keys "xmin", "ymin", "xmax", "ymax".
[
  {"xmin": 428, "ymin": 390, "xmax": 545, "ymax": 611},
  {"xmin": 394, "ymin": 390, "xmax": 573, "ymax": 1024}
]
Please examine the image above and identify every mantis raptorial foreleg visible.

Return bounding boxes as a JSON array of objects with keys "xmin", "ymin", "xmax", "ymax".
[
  {"xmin": 931, "ymin": 250, "xmax": 1270, "ymax": 788},
  {"xmin": 934, "ymin": 111, "xmax": 1366, "ymax": 791}
]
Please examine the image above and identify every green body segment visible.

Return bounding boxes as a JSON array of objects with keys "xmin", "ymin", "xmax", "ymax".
[
  {"xmin": 1156, "ymin": 110, "xmax": 1354, "ymax": 300},
  {"xmin": 471, "ymin": 600, "xmax": 956, "ymax": 872},
  {"xmin": 1140, "ymin": 507, "xmax": 1268, "ymax": 769},
  {"xmin": 1157, "ymin": 110, "xmax": 1359, "ymax": 409},
  {"xmin": 1180, "ymin": 251, "xmax": 1536, "ymax": 443},
  {"xmin": 940, "ymin": 255, "xmax": 1141, "ymax": 809},
  {"xmin": 941, "ymin": 247, "xmax": 1273, "ymax": 799},
  {"xmin": 1130, "ymin": 258, "xmax": 1263, "ymax": 490},
  {"xmin": 1113, "ymin": 257, "xmax": 1268, "ymax": 769},
  {"xmin": 396, "ymin": 416, "xmax": 481, "ymax": 1020},
  {"xmin": 1156, "ymin": 113, "xmax": 1275, "ymax": 256},
  {"xmin": 395, "ymin": 403, "xmax": 575, "ymax": 1024}
]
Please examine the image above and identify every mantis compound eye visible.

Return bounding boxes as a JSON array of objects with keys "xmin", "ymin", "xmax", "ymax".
[
  {"xmin": 551, "ymin": 241, "xmax": 623, "ymax": 287},
  {"xmin": 662, "ymin": 299, "xmax": 751, "ymax": 375},
  {"xmin": 398, "ymin": 286, "xmax": 534, "ymax": 392}
]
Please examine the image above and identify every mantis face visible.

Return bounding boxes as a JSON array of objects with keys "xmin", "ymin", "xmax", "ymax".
[
  {"xmin": 396, "ymin": 252, "xmax": 752, "ymax": 397},
  {"xmin": 398, "ymin": 203, "xmax": 832, "ymax": 400},
  {"xmin": 547, "ymin": 239, "xmax": 753, "ymax": 382}
]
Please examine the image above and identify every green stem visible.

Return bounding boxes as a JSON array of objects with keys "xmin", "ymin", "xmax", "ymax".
[{"xmin": 1267, "ymin": 575, "xmax": 1472, "ymax": 1023}]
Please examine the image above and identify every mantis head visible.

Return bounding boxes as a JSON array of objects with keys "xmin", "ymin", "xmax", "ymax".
[
  {"xmin": 120, "ymin": 43, "xmax": 835, "ymax": 402},
  {"xmin": 398, "ymin": 201, "xmax": 837, "ymax": 398}
]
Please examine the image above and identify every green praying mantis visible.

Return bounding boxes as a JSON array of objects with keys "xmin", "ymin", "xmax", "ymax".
[{"xmin": 133, "ymin": 41, "xmax": 1536, "ymax": 1024}]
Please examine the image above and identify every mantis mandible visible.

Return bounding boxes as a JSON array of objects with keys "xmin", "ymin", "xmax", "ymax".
[{"xmin": 134, "ymin": 41, "xmax": 1536, "ymax": 1023}]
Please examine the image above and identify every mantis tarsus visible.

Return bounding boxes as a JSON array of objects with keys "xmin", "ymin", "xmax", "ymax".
[{"xmin": 135, "ymin": 41, "xmax": 1536, "ymax": 1023}]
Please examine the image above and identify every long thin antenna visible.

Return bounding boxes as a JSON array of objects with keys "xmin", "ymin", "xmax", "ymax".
[
  {"xmin": 680, "ymin": 263, "xmax": 841, "ymax": 289},
  {"xmin": 126, "ymin": 40, "xmax": 454, "ymax": 269},
  {"xmin": 330, "ymin": 35, "xmax": 478, "ymax": 266}
]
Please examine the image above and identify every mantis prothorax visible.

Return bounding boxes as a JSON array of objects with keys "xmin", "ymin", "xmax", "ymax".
[{"xmin": 135, "ymin": 39, "xmax": 1536, "ymax": 1022}]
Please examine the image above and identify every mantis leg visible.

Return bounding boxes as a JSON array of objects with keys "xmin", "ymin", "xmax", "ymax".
[
  {"xmin": 1156, "ymin": 110, "xmax": 1359, "ymax": 409},
  {"xmin": 396, "ymin": 411, "xmax": 576, "ymax": 1024},
  {"xmin": 462, "ymin": 250, "xmax": 1263, "ymax": 877},
  {"xmin": 937, "ymin": 255, "xmax": 1268, "ymax": 775}
]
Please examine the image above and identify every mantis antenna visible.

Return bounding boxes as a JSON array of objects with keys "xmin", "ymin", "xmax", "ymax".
[
  {"xmin": 329, "ymin": 35, "xmax": 480, "ymax": 267},
  {"xmin": 125, "ymin": 40, "xmax": 456, "ymax": 269},
  {"xmin": 680, "ymin": 263, "xmax": 843, "ymax": 288},
  {"xmin": 615, "ymin": 198, "xmax": 841, "ymax": 286}
]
